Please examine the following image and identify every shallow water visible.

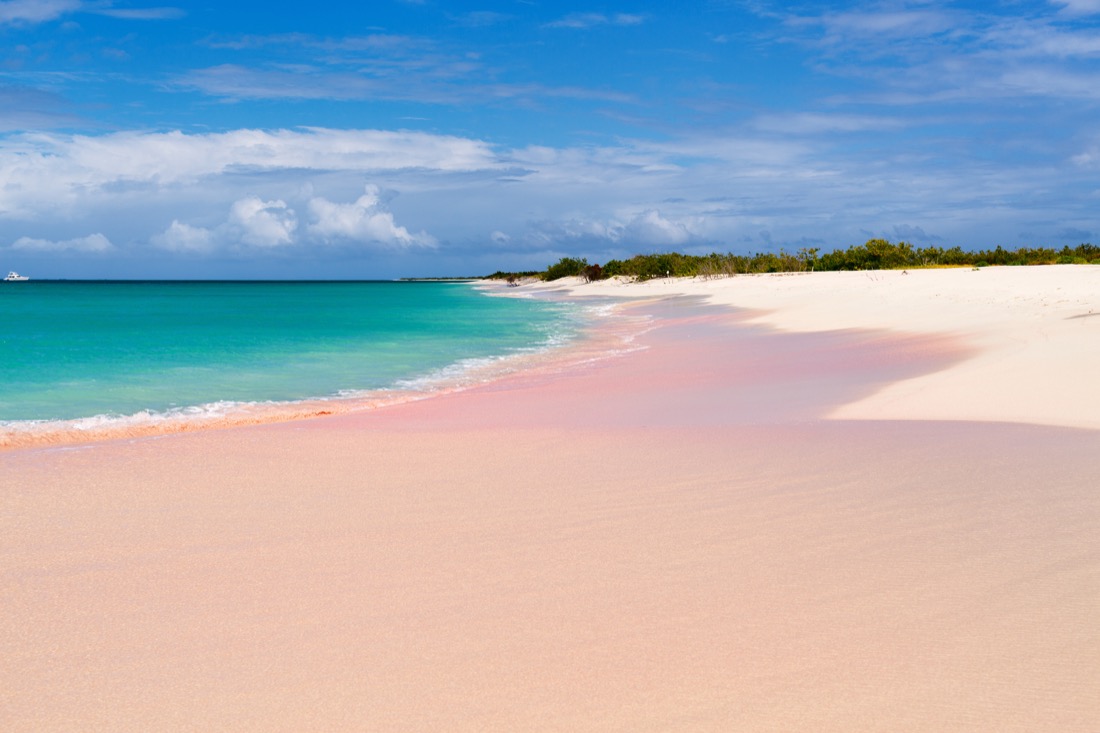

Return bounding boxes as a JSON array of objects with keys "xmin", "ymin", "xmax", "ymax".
[{"xmin": 0, "ymin": 281, "xmax": 583, "ymax": 431}]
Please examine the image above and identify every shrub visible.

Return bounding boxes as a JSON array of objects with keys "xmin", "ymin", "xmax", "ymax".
[
  {"xmin": 582, "ymin": 263, "xmax": 604, "ymax": 282},
  {"xmin": 543, "ymin": 257, "xmax": 589, "ymax": 281}
]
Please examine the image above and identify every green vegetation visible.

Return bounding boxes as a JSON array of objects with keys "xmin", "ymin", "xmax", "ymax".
[
  {"xmin": 485, "ymin": 241, "xmax": 1100, "ymax": 282},
  {"xmin": 543, "ymin": 257, "xmax": 589, "ymax": 281},
  {"xmin": 485, "ymin": 269, "xmax": 540, "ymax": 282}
]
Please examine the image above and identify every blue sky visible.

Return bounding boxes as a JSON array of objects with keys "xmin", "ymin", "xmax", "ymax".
[{"xmin": 1, "ymin": 0, "xmax": 1098, "ymax": 278}]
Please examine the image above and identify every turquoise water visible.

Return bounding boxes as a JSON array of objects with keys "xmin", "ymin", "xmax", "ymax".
[{"xmin": 0, "ymin": 281, "xmax": 581, "ymax": 426}]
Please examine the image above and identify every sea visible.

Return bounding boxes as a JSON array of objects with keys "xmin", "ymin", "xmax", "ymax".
[{"xmin": 0, "ymin": 280, "xmax": 594, "ymax": 442}]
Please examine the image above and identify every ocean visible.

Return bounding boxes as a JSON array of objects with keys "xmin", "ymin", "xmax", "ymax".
[{"xmin": 0, "ymin": 281, "xmax": 586, "ymax": 438}]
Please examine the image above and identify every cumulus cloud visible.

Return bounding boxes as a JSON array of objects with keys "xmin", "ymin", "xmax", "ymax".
[
  {"xmin": 624, "ymin": 210, "xmax": 693, "ymax": 246},
  {"xmin": 149, "ymin": 186, "xmax": 436, "ymax": 254},
  {"xmin": 152, "ymin": 220, "xmax": 215, "ymax": 253},
  {"xmin": 308, "ymin": 185, "xmax": 435, "ymax": 248},
  {"xmin": 10, "ymin": 232, "xmax": 113, "ymax": 252},
  {"xmin": 228, "ymin": 196, "xmax": 297, "ymax": 247}
]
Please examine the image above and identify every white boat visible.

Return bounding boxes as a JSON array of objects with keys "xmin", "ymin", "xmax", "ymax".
[{"xmin": 4, "ymin": 271, "xmax": 29, "ymax": 281}]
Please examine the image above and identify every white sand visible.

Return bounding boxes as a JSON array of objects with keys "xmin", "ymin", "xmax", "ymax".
[{"xmin": 532, "ymin": 265, "xmax": 1100, "ymax": 429}]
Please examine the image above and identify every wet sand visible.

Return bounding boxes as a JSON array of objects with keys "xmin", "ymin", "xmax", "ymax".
[{"xmin": 2, "ymin": 285, "xmax": 1098, "ymax": 731}]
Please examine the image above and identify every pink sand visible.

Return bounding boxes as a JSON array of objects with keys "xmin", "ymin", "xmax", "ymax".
[{"xmin": 2, "ymin": 298, "xmax": 1098, "ymax": 731}]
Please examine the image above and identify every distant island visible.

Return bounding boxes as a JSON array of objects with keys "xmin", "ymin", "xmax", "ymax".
[{"xmin": 487, "ymin": 239, "xmax": 1100, "ymax": 283}]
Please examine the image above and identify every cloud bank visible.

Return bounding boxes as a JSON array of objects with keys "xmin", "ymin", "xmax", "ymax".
[
  {"xmin": 11, "ymin": 232, "xmax": 113, "ymax": 252},
  {"xmin": 0, "ymin": 121, "xmax": 1096, "ymax": 277}
]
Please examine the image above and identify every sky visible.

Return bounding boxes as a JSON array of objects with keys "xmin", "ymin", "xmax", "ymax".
[{"xmin": 1, "ymin": 0, "xmax": 1099, "ymax": 278}]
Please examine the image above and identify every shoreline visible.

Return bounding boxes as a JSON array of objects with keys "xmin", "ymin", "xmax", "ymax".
[
  {"xmin": 2, "ymin": 266, "xmax": 1098, "ymax": 730},
  {"xmin": 0, "ymin": 290, "xmax": 643, "ymax": 451},
  {"xmin": 7, "ymin": 264, "xmax": 1097, "ymax": 450}
]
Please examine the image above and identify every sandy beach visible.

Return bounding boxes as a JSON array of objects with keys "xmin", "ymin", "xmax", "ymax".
[
  {"xmin": 526, "ymin": 264, "xmax": 1100, "ymax": 430},
  {"xmin": 2, "ymin": 266, "xmax": 1098, "ymax": 731}
]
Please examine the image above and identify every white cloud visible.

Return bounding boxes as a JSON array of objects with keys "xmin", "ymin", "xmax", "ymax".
[
  {"xmin": 0, "ymin": 128, "xmax": 499, "ymax": 219},
  {"xmin": 0, "ymin": 123, "xmax": 1096, "ymax": 275},
  {"xmin": 182, "ymin": 65, "xmax": 384, "ymax": 102},
  {"xmin": 827, "ymin": 10, "xmax": 953, "ymax": 37},
  {"xmin": 752, "ymin": 113, "xmax": 905, "ymax": 135},
  {"xmin": 179, "ymin": 63, "xmax": 632, "ymax": 106},
  {"xmin": 152, "ymin": 220, "xmax": 215, "ymax": 253},
  {"xmin": 529, "ymin": 209, "xmax": 697, "ymax": 248},
  {"xmin": 982, "ymin": 18, "xmax": 1100, "ymax": 59},
  {"xmin": 1070, "ymin": 135, "xmax": 1100, "ymax": 167},
  {"xmin": 0, "ymin": 0, "xmax": 80, "ymax": 25},
  {"xmin": 228, "ymin": 196, "xmax": 297, "ymax": 247},
  {"xmin": 543, "ymin": 218, "xmax": 623, "ymax": 242},
  {"xmin": 999, "ymin": 67, "xmax": 1100, "ymax": 99},
  {"xmin": 0, "ymin": 1, "xmax": 183, "ymax": 25},
  {"xmin": 10, "ymin": 232, "xmax": 113, "ymax": 252},
  {"xmin": 777, "ymin": 3, "xmax": 1100, "ymax": 108},
  {"xmin": 307, "ymin": 185, "xmax": 435, "ymax": 248},
  {"xmin": 1052, "ymin": 0, "xmax": 1100, "ymax": 15},
  {"xmin": 93, "ymin": 6, "xmax": 185, "ymax": 20},
  {"xmin": 790, "ymin": 7, "xmax": 958, "ymax": 47},
  {"xmin": 545, "ymin": 12, "xmax": 646, "ymax": 29},
  {"xmin": 641, "ymin": 135, "xmax": 810, "ymax": 168},
  {"xmin": 624, "ymin": 210, "xmax": 693, "ymax": 246},
  {"xmin": 180, "ymin": 33, "xmax": 579, "ymax": 110},
  {"xmin": 0, "ymin": 85, "xmax": 79, "ymax": 131}
]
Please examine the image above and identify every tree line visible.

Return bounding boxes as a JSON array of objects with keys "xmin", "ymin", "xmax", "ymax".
[{"xmin": 486, "ymin": 240, "xmax": 1100, "ymax": 283}]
